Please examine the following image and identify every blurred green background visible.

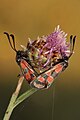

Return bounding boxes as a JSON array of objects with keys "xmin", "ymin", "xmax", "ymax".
[{"xmin": 0, "ymin": 0, "xmax": 80, "ymax": 120}]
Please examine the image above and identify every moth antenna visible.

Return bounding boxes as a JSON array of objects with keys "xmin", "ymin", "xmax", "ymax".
[
  {"xmin": 4, "ymin": 32, "xmax": 17, "ymax": 52},
  {"xmin": 4, "ymin": 32, "xmax": 10, "ymax": 41},
  {"xmin": 69, "ymin": 35, "xmax": 76, "ymax": 58},
  {"xmin": 10, "ymin": 34, "xmax": 17, "ymax": 52},
  {"xmin": 70, "ymin": 35, "xmax": 73, "ymax": 52},
  {"xmin": 72, "ymin": 36, "xmax": 76, "ymax": 51}
]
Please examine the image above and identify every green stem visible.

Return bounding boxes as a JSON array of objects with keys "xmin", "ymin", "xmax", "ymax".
[
  {"xmin": 3, "ymin": 77, "xmax": 24, "ymax": 120},
  {"xmin": 14, "ymin": 88, "xmax": 38, "ymax": 108},
  {"xmin": 3, "ymin": 94, "xmax": 17, "ymax": 120},
  {"xmin": 3, "ymin": 76, "xmax": 38, "ymax": 120}
]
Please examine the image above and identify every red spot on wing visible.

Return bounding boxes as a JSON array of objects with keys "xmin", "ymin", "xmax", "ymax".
[
  {"xmin": 20, "ymin": 62, "xmax": 26, "ymax": 69},
  {"xmin": 38, "ymin": 76, "xmax": 45, "ymax": 82},
  {"xmin": 25, "ymin": 72, "xmax": 31, "ymax": 80},
  {"xmin": 47, "ymin": 76, "xmax": 54, "ymax": 83},
  {"xmin": 55, "ymin": 64, "xmax": 63, "ymax": 73},
  {"xmin": 22, "ymin": 60, "xmax": 34, "ymax": 73},
  {"xmin": 29, "ymin": 69, "xmax": 34, "ymax": 74},
  {"xmin": 22, "ymin": 60, "xmax": 28, "ymax": 66},
  {"xmin": 20, "ymin": 60, "xmax": 28, "ymax": 68}
]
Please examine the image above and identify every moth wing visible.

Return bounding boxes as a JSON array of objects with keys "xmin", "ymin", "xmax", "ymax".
[
  {"xmin": 20, "ymin": 59, "xmax": 36, "ymax": 83},
  {"xmin": 30, "ymin": 62, "xmax": 67, "ymax": 89}
]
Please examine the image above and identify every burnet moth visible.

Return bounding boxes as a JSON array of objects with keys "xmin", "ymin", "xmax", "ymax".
[{"xmin": 4, "ymin": 32, "xmax": 76, "ymax": 89}]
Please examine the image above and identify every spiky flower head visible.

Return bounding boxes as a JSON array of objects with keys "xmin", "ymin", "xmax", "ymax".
[{"xmin": 24, "ymin": 25, "xmax": 70, "ymax": 74}]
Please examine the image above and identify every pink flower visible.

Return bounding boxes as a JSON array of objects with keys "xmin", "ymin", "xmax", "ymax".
[{"xmin": 26, "ymin": 25, "xmax": 70, "ymax": 74}]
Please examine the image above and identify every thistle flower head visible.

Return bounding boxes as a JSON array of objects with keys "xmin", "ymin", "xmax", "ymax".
[{"xmin": 26, "ymin": 25, "xmax": 70, "ymax": 74}]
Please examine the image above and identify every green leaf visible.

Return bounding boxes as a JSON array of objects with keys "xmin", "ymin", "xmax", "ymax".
[{"xmin": 14, "ymin": 88, "xmax": 38, "ymax": 108}]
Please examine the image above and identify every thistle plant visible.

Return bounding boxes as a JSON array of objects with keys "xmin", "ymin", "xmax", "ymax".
[
  {"xmin": 27, "ymin": 25, "xmax": 69, "ymax": 73},
  {"xmin": 3, "ymin": 25, "xmax": 76, "ymax": 120}
]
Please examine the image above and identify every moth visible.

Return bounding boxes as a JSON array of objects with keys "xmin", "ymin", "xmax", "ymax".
[{"xmin": 4, "ymin": 32, "xmax": 76, "ymax": 89}]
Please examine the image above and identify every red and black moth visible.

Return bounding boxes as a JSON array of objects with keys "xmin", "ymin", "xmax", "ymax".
[{"xmin": 4, "ymin": 32, "xmax": 76, "ymax": 89}]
